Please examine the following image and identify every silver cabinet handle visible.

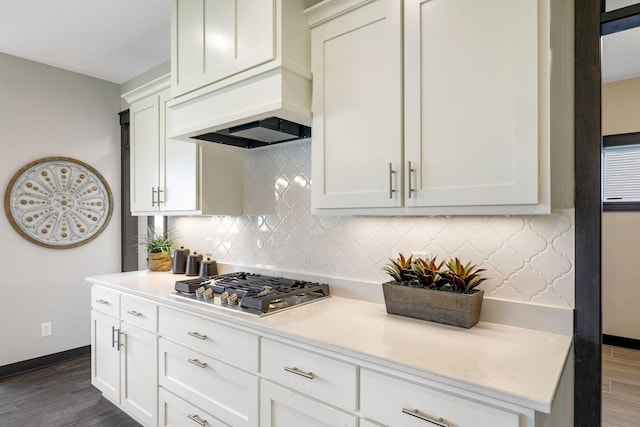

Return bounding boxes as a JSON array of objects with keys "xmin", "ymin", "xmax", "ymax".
[
  {"xmin": 151, "ymin": 187, "xmax": 157, "ymax": 207},
  {"xmin": 187, "ymin": 414, "xmax": 207, "ymax": 426},
  {"xmin": 157, "ymin": 188, "xmax": 164, "ymax": 205},
  {"xmin": 389, "ymin": 163, "xmax": 396, "ymax": 199},
  {"xmin": 126, "ymin": 310, "xmax": 142, "ymax": 317},
  {"xmin": 95, "ymin": 299, "xmax": 109, "ymax": 305},
  {"xmin": 188, "ymin": 358, "xmax": 207, "ymax": 369},
  {"xmin": 408, "ymin": 161, "xmax": 415, "ymax": 198},
  {"xmin": 402, "ymin": 408, "xmax": 449, "ymax": 427},
  {"xmin": 284, "ymin": 366, "xmax": 314, "ymax": 379},
  {"xmin": 187, "ymin": 331, "xmax": 207, "ymax": 340},
  {"xmin": 111, "ymin": 326, "xmax": 121, "ymax": 351}
]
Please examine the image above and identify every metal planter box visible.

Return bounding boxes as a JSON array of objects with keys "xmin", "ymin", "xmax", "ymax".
[{"xmin": 382, "ymin": 282, "xmax": 484, "ymax": 328}]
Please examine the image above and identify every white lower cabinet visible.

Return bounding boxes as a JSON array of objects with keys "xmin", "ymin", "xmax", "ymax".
[
  {"xmin": 91, "ymin": 310, "xmax": 120, "ymax": 404},
  {"xmin": 90, "ymin": 287, "xmax": 158, "ymax": 427},
  {"xmin": 261, "ymin": 338, "xmax": 357, "ymax": 412},
  {"xmin": 158, "ymin": 306, "xmax": 258, "ymax": 372},
  {"xmin": 360, "ymin": 368, "xmax": 522, "ymax": 427},
  {"xmin": 120, "ymin": 322, "xmax": 158, "ymax": 426},
  {"xmin": 90, "ymin": 284, "xmax": 565, "ymax": 427},
  {"xmin": 158, "ymin": 337, "xmax": 259, "ymax": 427},
  {"xmin": 159, "ymin": 388, "xmax": 229, "ymax": 427},
  {"xmin": 260, "ymin": 380, "xmax": 357, "ymax": 427}
]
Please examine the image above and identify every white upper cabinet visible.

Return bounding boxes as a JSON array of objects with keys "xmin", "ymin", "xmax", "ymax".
[
  {"xmin": 404, "ymin": 0, "xmax": 539, "ymax": 208},
  {"xmin": 309, "ymin": 0, "xmax": 403, "ymax": 209},
  {"xmin": 307, "ymin": 0, "xmax": 571, "ymax": 215},
  {"xmin": 130, "ymin": 93, "xmax": 163, "ymax": 213},
  {"xmin": 130, "ymin": 86, "xmax": 199, "ymax": 215},
  {"xmin": 125, "ymin": 79, "xmax": 243, "ymax": 216},
  {"xmin": 172, "ymin": 0, "xmax": 275, "ymax": 97}
]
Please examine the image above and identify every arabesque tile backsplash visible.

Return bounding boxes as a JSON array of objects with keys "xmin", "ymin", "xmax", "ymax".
[{"xmin": 171, "ymin": 140, "xmax": 574, "ymax": 309}]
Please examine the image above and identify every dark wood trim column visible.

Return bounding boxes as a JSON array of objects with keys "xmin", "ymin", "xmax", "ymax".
[
  {"xmin": 119, "ymin": 110, "xmax": 138, "ymax": 272},
  {"xmin": 575, "ymin": 1, "xmax": 602, "ymax": 425}
]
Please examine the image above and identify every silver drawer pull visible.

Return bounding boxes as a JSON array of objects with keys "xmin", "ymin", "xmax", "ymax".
[
  {"xmin": 188, "ymin": 358, "xmax": 207, "ymax": 369},
  {"xmin": 402, "ymin": 408, "xmax": 449, "ymax": 427},
  {"xmin": 95, "ymin": 299, "xmax": 109, "ymax": 305},
  {"xmin": 389, "ymin": 162, "xmax": 396, "ymax": 199},
  {"xmin": 408, "ymin": 160, "xmax": 415, "ymax": 198},
  {"xmin": 187, "ymin": 331, "xmax": 207, "ymax": 340},
  {"xmin": 284, "ymin": 366, "xmax": 314, "ymax": 379},
  {"xmin": 151, "ymin": 187, "xmax": 157, "ymax": 207},
  {"xmin": 187, "ymin": 414, "xmax": 207, "ymax": 426},
  {"xmin": 111, "ymin": 326, "xmax": 121, "ymax": 351},
  {"xmin": 126, "ymin": 310, "xmax": 142, "ymax": 317}
]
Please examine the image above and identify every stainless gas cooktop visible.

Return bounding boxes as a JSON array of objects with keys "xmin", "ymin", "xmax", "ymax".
[{"xmin": 171, "ymin": 272, "xmax": 330, "ymax": 316}]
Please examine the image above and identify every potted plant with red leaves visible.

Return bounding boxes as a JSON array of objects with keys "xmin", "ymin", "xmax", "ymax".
[{"xmin": 382, "ymin": 254, "xmax": 487, "ymax": 328}]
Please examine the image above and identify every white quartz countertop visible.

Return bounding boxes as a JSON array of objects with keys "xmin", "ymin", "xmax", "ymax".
[{"xmin": 86, "ymin": 270, "xmax": 572, "ymax": 413}]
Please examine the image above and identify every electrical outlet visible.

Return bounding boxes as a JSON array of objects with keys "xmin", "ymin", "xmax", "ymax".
[
  {"xmin": 41, "ymin": 322, "xmax": 52, "ymax": 337},
  {"xmin": 204, "ymin": 238, "xmax": 213, "ymax": 256}
]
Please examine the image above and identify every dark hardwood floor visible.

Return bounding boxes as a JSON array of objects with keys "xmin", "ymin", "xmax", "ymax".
[{"xmin": 0, "ymin": 356, "xmax": 140, "ymax": 427}]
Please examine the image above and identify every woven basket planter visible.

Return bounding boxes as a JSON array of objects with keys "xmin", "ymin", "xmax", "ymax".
[
  {"xmin": 382, "ymin": 282, "xmax": 484, "ymax": 328},
  {"xmin": 148, "ymin": 252, "xmax": 172, "ymax": 272}
]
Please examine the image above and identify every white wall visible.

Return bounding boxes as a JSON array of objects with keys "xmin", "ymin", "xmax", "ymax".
[
  {"xmin": 0, "ymin": 53, "xmax": 121, "ymax": 366},
  {"xmin": 602, "ymin": 77, "xmax": 640, "ymax": 340},
  {"xmin": 602, "ymin": 212, "xmax": 640, "ymax": 339}
]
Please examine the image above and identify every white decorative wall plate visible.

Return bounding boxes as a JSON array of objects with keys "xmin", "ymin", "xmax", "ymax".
[{"xmin": 4, "ymin": 157, "xmax": 113, "ymax": 249}]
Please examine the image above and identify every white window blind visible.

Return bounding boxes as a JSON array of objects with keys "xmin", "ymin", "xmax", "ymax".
[{"xmin": 603, "ymin": 144, "xmax": 640, "ymax": 202}]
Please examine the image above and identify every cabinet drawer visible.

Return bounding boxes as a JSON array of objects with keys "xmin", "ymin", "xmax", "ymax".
[
  {"xmin": 121, "ymin": 294, "xmax": 158, "ymax": 331},
  {"xmin": 159, "ymin": 387, "xmax": 229, "ymax": 427},
  {"xmin": 260, "ymin": 380, "xmax": 357, "ymax": 427},
  {"xmin": 159, "ymin": 306, "xmax": 258, "ymax": 371},
  {"xmin": 159, "ymin": 338, "xmax": 258, "ymax": 427},
  {"xmin": 91, "ymin": 286, "xmax": 120, "ymax": 317},
  {"xmin": 360, "ymin": 369, "xmax": 521, "ymax": 427},
  {"xmin": 261, "ymin": 338, "xmax": 357, "ymax": 412}
]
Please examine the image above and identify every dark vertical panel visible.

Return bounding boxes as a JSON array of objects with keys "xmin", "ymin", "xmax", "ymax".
[
  {"xmin": 119, "ymin": 110, "xmax": 138, "ymax": 272},
  {"xmin": 575, "ymin": 0, "xmax": 602, "ymax": 425}
]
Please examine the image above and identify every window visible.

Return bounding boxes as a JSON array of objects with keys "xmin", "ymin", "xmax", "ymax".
[{"xmin": 603, "ymin": 132, "xmax": 640, "ymax": 210}]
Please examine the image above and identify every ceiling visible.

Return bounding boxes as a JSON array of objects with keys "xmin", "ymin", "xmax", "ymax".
[
  {"xmin": 0, "ymin": 0, "xmax": 171, "ymax": 84},
  {"xmin": 0, "ymin": 0, "xmax": 638, "ymax": 85}
]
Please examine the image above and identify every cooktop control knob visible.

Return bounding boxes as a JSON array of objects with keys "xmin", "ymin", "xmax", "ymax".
[{"xmin": 228, "ymin": 293, "xmax": 238, "ymax": 305}]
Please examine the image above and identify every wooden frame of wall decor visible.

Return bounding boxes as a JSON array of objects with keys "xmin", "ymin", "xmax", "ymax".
[{"xmin": 4, "ymin": 157, "xmax": 113, "ymax": 249}]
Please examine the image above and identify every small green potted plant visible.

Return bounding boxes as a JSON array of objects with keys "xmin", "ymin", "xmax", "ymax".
[
  {"xmin": 138, "ymin": 226, "xmax": 175, "ymax": 271},
  {"xmin": 382, "ymin": 254, "xmax": 487, "ymax": 328}
]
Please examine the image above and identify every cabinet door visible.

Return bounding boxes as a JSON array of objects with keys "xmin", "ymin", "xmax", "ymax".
[
  {"xmin": 310, "ymin": 0, "xmax": 402, "ymax": 209},
  {"xmin": 172, "ymin": 0, "xmax": 276, "ymax": 97},
  {"xmin": 260, "ymin": 380, "xmax": 357, "ymax": 427},
  {"xmin": 91, "ymin": 310, "xmax": 120, "ymax": 404},
  {"xmin": 404, "ymin": 0, "xmax": 539, "ymax": 207},
  {"xmin": 130, "ymin": 94, "xmax": 161, "ymax": 213},
  {"xmin": 120, "ymin": 322, "xmax": 158, "ymax": 427},
  {"xmin": 159, "ymin": 89, "xmax": 198, "ymax": 212}
]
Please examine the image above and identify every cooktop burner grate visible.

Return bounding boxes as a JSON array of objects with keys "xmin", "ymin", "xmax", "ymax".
[{"xmin": 172, "ymin": 272, "xmax": 330, "ymax": 315}]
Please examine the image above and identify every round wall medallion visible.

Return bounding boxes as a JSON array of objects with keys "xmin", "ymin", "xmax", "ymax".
[{"xmin": 4, "ymin": 157, "xmax": 113, "ymax": 249}]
